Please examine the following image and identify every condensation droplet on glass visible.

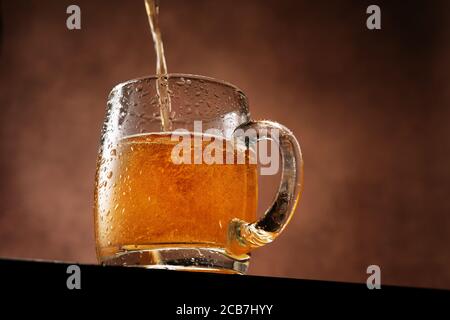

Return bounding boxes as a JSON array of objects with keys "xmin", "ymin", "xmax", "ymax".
[{"xmin": 176, "ymin": 77, "xmax": 185, "ymax": 86}]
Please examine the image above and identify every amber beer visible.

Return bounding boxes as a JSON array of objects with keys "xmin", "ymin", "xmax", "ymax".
[{"xmin": 94, "ymin": 133, "xmax": 258, "ymax": 262}]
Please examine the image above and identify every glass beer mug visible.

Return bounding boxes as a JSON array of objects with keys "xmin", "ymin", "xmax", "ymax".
[{"xmin": 94, "ymin": 74, "xmax": 303, "ymax": 274}]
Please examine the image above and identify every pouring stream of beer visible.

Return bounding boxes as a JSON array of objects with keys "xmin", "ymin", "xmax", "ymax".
[{"xmin": 144, "ymin": 0, "xmax": 172, "ymax": 131}]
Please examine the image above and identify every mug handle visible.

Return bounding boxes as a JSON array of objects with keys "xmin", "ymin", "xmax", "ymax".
[{"xmin": 227, "ymin": 120, "xmax": 303, "ymax": 255}]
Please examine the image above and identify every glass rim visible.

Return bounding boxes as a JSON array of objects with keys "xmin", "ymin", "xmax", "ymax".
[{"xmin": 111, "ymin": 73, "xmax": 247, "ymax": 98}]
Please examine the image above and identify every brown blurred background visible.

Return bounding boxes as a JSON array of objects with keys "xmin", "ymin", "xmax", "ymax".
[{"xmin": 0, "ymin": 0, "xmax": 449, "ymax": 289}]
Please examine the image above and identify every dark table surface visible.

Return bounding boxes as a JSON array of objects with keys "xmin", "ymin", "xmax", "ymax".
[{"xmin": 1, "ymin": 258, "xmax": 448, "ymax": 316}]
